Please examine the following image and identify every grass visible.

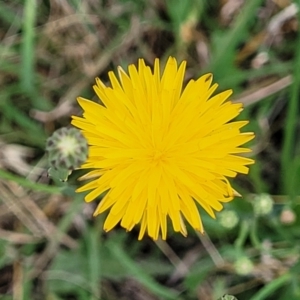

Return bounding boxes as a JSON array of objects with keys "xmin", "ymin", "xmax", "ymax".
[{"xmin": 0, "ymin": 0, "xmax": 300, "ymax": 299}]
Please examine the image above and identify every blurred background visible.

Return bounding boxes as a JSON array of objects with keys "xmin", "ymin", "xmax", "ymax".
[{"xmin": 0, "ymin": 0, "xmax": 300, "ymax": 299}]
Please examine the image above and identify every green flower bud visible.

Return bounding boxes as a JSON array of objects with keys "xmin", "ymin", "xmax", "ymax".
[
  {"xmin": 234, "ymin": 256, "xmax": 254, "ymax": 276},
  {"xmin": 218, "ymin": 295, "xmax": 238, "ymax": 300},
  {"xmin": 252, "ymin": 193, "xmax": 273, "ymax": 216},
  {"xmin": 46, "ymin": 127, "xmax": 88, "ymax": 181},
  {"xmin": 218, "ymin": 210, "xmax": 239, "ymax": 229}
]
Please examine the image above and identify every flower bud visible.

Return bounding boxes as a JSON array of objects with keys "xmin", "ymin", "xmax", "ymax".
[
  {"xmin": 218, "ymin": 210, "xmax": 239, "ymax": 229},
  {"xmin": 234, "ymin": 256, "xmax": 254, "ymax": 275},
  {"xmin": 280, "ymin": 208, "xmax": 296, "ymax": 225},
  {"xmin": 46, "ymin": 127, "xmax": 88, "ymax": 181},
  {"xmin": 252, "ymin": 194, "xmax": 273, "ymax": 216},
  {"xmin": 219, "ymin": 295, "xmax": 238, "ymax": 300}
]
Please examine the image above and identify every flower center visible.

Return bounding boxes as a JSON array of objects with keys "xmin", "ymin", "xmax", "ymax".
[
  {"xmin": 152, "ymin": 149, "xmax": 165, "ymax": 163},
  {"xmin": 57, "ymin": 136, "xmax": 78, "ymax": 156}
]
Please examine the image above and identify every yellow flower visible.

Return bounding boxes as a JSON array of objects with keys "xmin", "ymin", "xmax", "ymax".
[{"xmin": 72, "ymin": 57, "xmax": 254, "ymax": 240}]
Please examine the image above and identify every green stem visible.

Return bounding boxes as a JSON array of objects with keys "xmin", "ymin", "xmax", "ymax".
[
  {"xmin": 250, "ymin": 273, "xmax": 291, "ymax": 300},
  {"xmin": 281, "ymin": 9, "xmax": 300, "ymax": 195},
  {"xmin": 249, "ymin": 218, "xmax": 261, "ymax": 250},
  {"xmin": 234, "ymin": 220, "xmax": 249, "ymax": 251},
  {"xmin": 86, "ymin": 228, "xmax": 101, "ymax": 300},
  {"xmin": 107, "ymin": 240, "xmax": 178, "ymax": 300},
  {"xmin": 21, "ymin": 0, "xmax": 37, "ymax": 93},
  {"xmin": 0, "ymin": 169, "xmax": 62, "ymax": 194}
]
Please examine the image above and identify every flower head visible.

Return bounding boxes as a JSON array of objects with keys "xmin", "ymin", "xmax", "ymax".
[{"xmin": 72, "ymin": 57, "xmax": 254, "ymax": 240}]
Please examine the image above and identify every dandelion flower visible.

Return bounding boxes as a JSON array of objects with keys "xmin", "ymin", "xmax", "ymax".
[{"xmin": 72, "ymin": 57, "xmax": 254, "ymax": 240}]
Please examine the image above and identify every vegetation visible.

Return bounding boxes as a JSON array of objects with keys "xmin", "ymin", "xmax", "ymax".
[{"xmin": 0, "ymin": 0, "xmax": 299, "ymax": 299}]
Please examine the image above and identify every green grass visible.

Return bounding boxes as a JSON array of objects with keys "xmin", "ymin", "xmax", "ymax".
[{"xmin": 0, "ymin": 1, "xmax": 300, "ymax": 299}]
